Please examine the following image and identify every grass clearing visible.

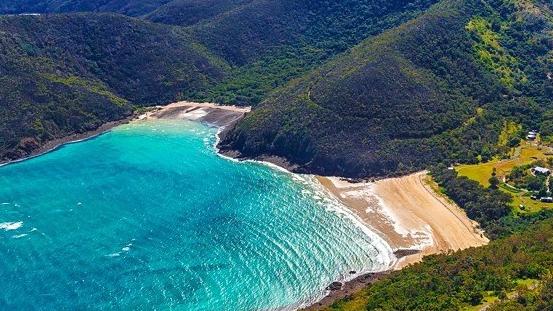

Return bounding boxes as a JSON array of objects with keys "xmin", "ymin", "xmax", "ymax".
[
  {"xmin": 500, "ymin": 184, "xmax": 545, "ymax": 213},
  {"xmin": 457, "ymin": 141, "xmax": 548, "ymax": 187},
  {"xmin": 456, "ymin": 141, "xmax": 553, "ymax": 213}
]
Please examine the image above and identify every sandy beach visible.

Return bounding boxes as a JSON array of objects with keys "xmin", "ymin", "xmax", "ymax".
[
  {"xmin": 305, "ymin": 172, "xmax": 489, "ymax": 310},
  {"xmin": 143, "ymin": 104, "xmax": 489, "ymax": 309},
  {"xmin": 142, "ymin": 104, "xmax": 487, "ymax": 267},
  {"xmin": 317, "ymin": 172, "xmax": 488, "ymax": 269},
  {"xmin": 140, "ymin": 101, "xmax": 250, "ymax": 129},
  {"xmin": 147, "ymin": 104, "xmax": 487, "ymax": 266}
]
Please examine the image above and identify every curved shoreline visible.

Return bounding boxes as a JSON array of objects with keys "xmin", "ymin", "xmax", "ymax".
[
  {"xmin": 0, "ymin": 116, "xmax": 136, "ymax": 168},
  {"xmin": 302, "ymin": 173, "xmax": 489, "ymax": 310},
  {"xmin": 1, "ymin": 101, "xmax": 489, "ymax": 310},
  {"xmin": 146, "ymin": 102, "xmax": 489, "ymax": 309}
]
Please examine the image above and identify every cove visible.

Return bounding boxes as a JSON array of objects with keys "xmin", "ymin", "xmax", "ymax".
[{"xmin": 0, "ymin": 119, "xmax": 393, "ymax": 310}]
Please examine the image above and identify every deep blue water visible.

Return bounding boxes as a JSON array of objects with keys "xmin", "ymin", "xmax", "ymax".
[{"xmin": 0, "ymin": 119, "xmax": 393, "ymax": 310}]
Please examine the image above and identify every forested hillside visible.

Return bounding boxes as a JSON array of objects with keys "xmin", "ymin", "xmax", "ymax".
[
  {"xmin": 221, "ymin": 0, "xmax": 553, "ymax": 177},
  {"xmin": 0, "ymin": 0, "xmax": 443, "ymax": 163},
  {"xmin": 326, "ymin": 217, "xmax": 553, "ymax": 310},
  {"xmin": 0, "ymin": 0, "xmax": 440, "ymax": 105},
  {"xmin": 1, "ymin": 0, "xmax": 551, "ymax": 176},
  {"xmin": 324, "ymin": 163, "xmax": 553, "ymax": 309},
  {"xmin": 0, "ymin": 13, "xmax": 227, "ymax": 162},
  {"xmin": 1, "ymin": 1, "xmax": 553, "ymax": 309},
  {"xmin": 191, "ymin": 0, "xmax": 439, "ymax": 104}
]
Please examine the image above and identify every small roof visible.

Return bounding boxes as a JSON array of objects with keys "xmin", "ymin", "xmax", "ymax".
[
  {"xmin": 528, "ymin": 131, "xmax": 537, "ymax": 135},
  {"xmin": 534, "ymin": 166, "xmax": 550, "ymax": 173}
]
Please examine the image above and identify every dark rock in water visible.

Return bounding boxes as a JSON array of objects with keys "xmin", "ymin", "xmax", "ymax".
[
  {"xmin": 326, "ymin": 281, "xmax": 343, "ymax": 291},
  {"xmin": 349, "ymin": 270, "xmax": 356, "ymax": 274}
]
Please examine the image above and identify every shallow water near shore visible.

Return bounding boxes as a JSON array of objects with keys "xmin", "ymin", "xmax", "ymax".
[{"xmin": 0, "ymin": 119, "xmax": 393, "ymax": 310}]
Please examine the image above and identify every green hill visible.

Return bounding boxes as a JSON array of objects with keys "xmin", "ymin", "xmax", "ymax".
[
  {"xmin": 1, "ymin": 0, "xmax": 551, "ymax": 177},
  {"xmin": 0, "ymin": 0, "xmax": 445, "ymax": 162},
  {"xmin": 0, "ymin": 13, "xmax": 228, "ymax": 162},
  {"xmin": 0, "ymin": 0, "xmax": 443, "ymax": 105},
  {"xmin": 220, "ymin": 0, "xmax": 553, "ymax": 177},
  {"xmin": 190, "ymin": 0, "xmax": 439, "ymax": 104},
  {"xmin": 326, "ymin": 215, "xmax": 553, "ymax": 310}
]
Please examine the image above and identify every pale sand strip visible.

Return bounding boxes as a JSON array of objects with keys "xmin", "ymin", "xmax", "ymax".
[
  {"xmin": 137, "ymin": 101, "xmax": 251, "ymax": 134},
  {"xmin": 317, "ymin": 171, "xmax": 488, "ymax": 269}
]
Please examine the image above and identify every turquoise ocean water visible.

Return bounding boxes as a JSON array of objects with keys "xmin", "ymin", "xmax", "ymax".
[{"xmin": 0, "ymin": 119, "xmax": 394, "ymax": 310}]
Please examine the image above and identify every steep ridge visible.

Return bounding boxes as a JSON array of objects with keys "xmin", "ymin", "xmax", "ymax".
[
  {"xmin": 220, "ymin": 0, "xmax": 553, "ymax": 178},
  {"xmin": 190, "ymin": 0, "xmax": 440, "ymax": 104},
  {"xmin": 0, "ymin": 0, "xmax": 443, "ymax": 105},
  {"xmin": 0, "ymin": 13, "xmax": 228, "ymax": 162}
]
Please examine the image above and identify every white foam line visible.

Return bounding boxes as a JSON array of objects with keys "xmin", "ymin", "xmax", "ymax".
[
  {"xmin": 0, "ymin": 221, "xmax": 23, "ymax": 231},
  {"xmin": 303, "ymin": 175, "xmax": 397, "ymax": 268},
  {"xmin": 213, "ymin": 127, "xmax": 397, "ymax": 268},
  {"xmin": 213, "ymin": 128, "xmax": 296, "ymax": 176},
  {"xmin": 211, "ymin": 126, "xmax": 399, "ymax": 310},
  {"xmin": 339, "ymin": 182, "xmax": 434, "ymax": 251}
]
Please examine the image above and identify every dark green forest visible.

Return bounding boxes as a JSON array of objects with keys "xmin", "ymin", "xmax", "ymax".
[
  {"xmin": 0, "ymin": 13, "xmax": 230, "ymax": 161},
  {"xmin": 321, "ymin": 164, "xmax": 553, "ymax": 310},
  {"xmin": 220, "ymin": 0, "xmax": 552, "ymax": 178},
  {"xmin": 0, "ymin": 0, "xmax": 444, "ymax": 162}
]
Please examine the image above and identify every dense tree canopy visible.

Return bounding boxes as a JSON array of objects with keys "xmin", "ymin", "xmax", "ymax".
[{"xmin": 221, "ymin": 0, "xmax": 552, "ymax": 178}]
